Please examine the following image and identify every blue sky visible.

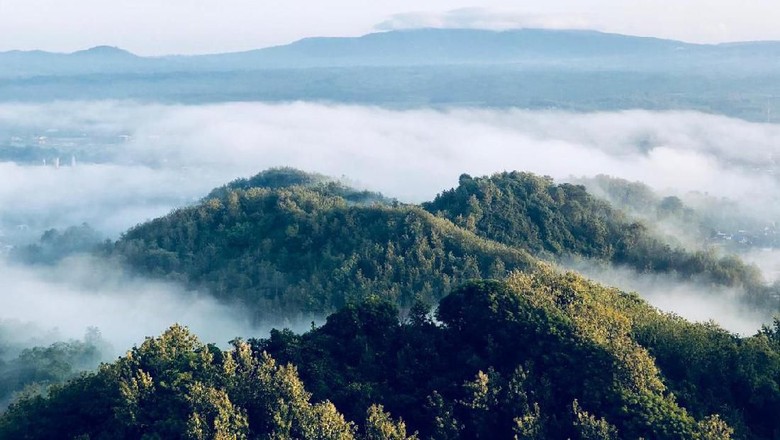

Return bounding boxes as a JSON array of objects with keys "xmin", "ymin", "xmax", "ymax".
[{"xmin": 1, "ymin": 1, "xmax": 779, "ymax": 55}]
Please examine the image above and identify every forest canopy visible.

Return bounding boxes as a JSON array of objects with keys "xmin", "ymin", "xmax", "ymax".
[
  {"xmin": 3, "ymin": 268, "xmax": 779, "ymax": 439},
  {"xmin": 108, "ymin": 168, "xmax": 777, "ymax": 323}
]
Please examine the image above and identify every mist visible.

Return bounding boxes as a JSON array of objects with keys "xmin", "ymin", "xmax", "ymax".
[
  {"xmin": 2, "ymin": 102, "xmax": 778, "ymax": 212},
  {"xmin": 2, "ymin": 100, "xmax": 780, "ymax": 347},
  {"xmin": 0, "ymin": 254, "xmax": 313, "ymax": 358},
  {"xmin": 738, "ymin": 248, "xmax": 780, "ymax": 284}
]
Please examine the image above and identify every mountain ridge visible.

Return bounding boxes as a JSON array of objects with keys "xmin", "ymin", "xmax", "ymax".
[
  {"xmin": 10, "ymin": 27, "xmax": 780, "ymax": 59},
  {"xmin": 5, "ymin": 27, "xmax": 780, "ymax": 77}
]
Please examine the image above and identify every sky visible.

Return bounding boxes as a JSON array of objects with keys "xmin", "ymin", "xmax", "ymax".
[{"xmin": 1, "ymin": 1, "xmax": 780, "ymax": 55}]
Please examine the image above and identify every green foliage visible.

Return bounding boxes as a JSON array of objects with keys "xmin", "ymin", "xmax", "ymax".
[
  {"xmin": 6, "ymin": 268, "xmax": 780, "ymax": 438},
  {"xmin": 17, "ymin": 168, "xmax": 775, "ymax": 439},
  {"xmin": 110, "ymin": 173, "xmax": 533, "ymax": 321},
  {"xmin": 206, "ymin": 168, "xmax": 391, "ymax": 206},
  {"xmin": 0, "ymin": 327, "xmax": 107, "ymax": 408},
  {"xmin": 424, "ymin": 171, "xmax": 771, "ymax": 305},
  {"xmin": 628, "ymin": 311, "xmax": 780, "ymax": 439},
  {"xmin": 254, "ymin": 268, "xmax": 770, "ymax": 439},
  {"xmin": 108, "ymin": 168, "xmax": 777, "ymax": 326},
  {"xmin": 364, "ymin": 404, "xmax": 416, "ymax": 440},
  {"xmin": 0, "ymin": 325, "xmax": 359, "ymax": 440},
  {"xmin": 572, "ymin": 399, "xmax": 619, "ymax": 440}
]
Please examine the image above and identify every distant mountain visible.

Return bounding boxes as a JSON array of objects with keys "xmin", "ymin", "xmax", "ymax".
[
  {"xmin": 197, "ymin": 28, "xmax": 695, "ymax": 69},
  {"xmin": 0, "ymin": 45, "xmax": 146, "ymax": 77},
  {"xmin": 70, "ymin": 45, "xmax": 137, "ymax": 58},
  {"xmin": 5, "ymin": 28, "xmax": 780, "ymax": 121},
  {"xmin": 4, "ymin": 28, "xmax": 780, "ymax": 79}
]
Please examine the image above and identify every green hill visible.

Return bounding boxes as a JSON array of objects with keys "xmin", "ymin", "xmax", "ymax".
[
  {"xmin": 4, "ymin": 268, "xmax": 779, "ymax": 438},
  {"xmin": 109, "ymin": 168, "xmax": 777, "ymax": 321},
  {"xmin": 423, "ymin": 171, "xmax": 772, "ymax": 305},
  {"xmin": 110, "ymin": 169, "xmax": 534, "ymax": 320}
]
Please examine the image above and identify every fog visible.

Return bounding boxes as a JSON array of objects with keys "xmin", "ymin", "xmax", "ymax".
[
  {"xmin": 2, "ymin": 102, "xmax": 778, "ymax": 218},
  {"xmin": 0, "ymin": 254, "xmax": 282, "ymax": 356},
  {"xmin": 739, "ymin": 248, "xmax": 780, "ymax": 284},
  {"xmin": 2, "ymin": 100, "xmax": 779, "ymax": 351}
]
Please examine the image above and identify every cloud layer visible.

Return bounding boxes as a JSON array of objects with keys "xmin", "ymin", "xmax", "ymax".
[
  {"xmin": 2, "ymin": 101, "xmax": 780, "ymax": 337},
  {"xmin": 2, "ymin": 101, "xmax": 779, "ymax": 213},
  {"xmin": 0, "ymin": 255, "xmax": 315, "ymax": 356}
]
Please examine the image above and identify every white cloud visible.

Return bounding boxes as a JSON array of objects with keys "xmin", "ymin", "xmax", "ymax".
[
  {"xmin": 2, "ymin": 100, "xmax": 778, "ymax": 341},
  {"xmin": 3, "ymin": 102, "xmax": 780, "ymax": 237},
  {"xmin": 375, "ymin": 8, "xmax": 592, "ymax": 32},
  {"xmin": 0, "ymin": 255, "xmax": 270, "ymax": 354}
]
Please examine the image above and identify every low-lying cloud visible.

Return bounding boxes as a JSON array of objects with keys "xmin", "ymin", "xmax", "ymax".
[
  {"xmin": 2, "ymin": 100, "xmax": 779, "ymax": 339},
  {"xmin": 0, "ymin": 254, "xmax": 309, "ymax": 357},
  {"xmin": 3, "ymin": 101, "xmax": 779, "ymax": 208}
]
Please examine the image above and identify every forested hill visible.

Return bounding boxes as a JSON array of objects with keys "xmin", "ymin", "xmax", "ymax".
[
  {"xmin": 4, "ymin": 268, "xmax": 780, "ymax": 438},
  {"xmin": 110, "ymin": 169, "xmax": 535, "ymax": 320},
  {"xmin": 109, "ymin": 168, "xmax": 776, "ymax": 320},
  {"xmin": 7, "ymin": 169, "xmax": 780, "ymax": 438},
  {"xmin": 423, "ymin": 171, "xmax": 772, "ymax": 305}
]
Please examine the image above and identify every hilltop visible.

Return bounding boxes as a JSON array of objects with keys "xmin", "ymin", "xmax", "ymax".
[
  {"xmin": 109, "ymin": 168, "xmax": 535, "ymax": 320},
  {"xmin": 108, "ymin": 168, "xmax": 777, "ymax": 320}
]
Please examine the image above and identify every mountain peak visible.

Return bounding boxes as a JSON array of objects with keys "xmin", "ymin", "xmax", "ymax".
[{"xmin": 71, "ymin": 45, "xmax": 136, "ymax": 57}]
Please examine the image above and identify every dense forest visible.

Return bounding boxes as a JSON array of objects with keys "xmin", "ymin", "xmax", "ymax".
[
  {"xmin": 424, "ymin": 172, "xmax": 774, "ymax": 305},
  {"xmin": 4, "ymin": 167, "xmax": 779, "ymax": 439},
  {"xmin": 109, "ymin": 169, "xmax": 535, "ymax": 321},
  {"xmin": 3, "ymin": 267, "xmax": 780, "ymax": 438},
  {"xmin": 104, "ymin": 168, "xmax": 776, "ymax": 320},
  {"xmin": 0, "ymin": 327, "xmax": 107, "ymax": 409}
]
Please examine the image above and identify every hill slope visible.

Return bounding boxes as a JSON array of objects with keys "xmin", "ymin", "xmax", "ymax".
[
  {"xmin": 110, "ymin": 168, "xmax": 778, "ymax": 320},
  {"xmin": 423, "ymin": 171, "xmax": 773, "ymax": 305},
  {"xmin": 5, "ymin": 269, "xmax": 780, "ymax": 438},
  {"xmin": 110, "ymin": 169, "xmax": 534, "ymax": 320}
]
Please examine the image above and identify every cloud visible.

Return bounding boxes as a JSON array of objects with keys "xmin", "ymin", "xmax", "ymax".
[
  {"xmin": 1, "ymin": 101, "xmax": 779, "ymax": 336},
  {"xmin": 375, "ymin": 8, "xmax": 593, "ymax": 32},
  {"xmin": 0, "ymin": 254, "xmax": 314, "ymax": 356},
  {"xmin": 2, "ymin": 102, "xmax": 780, "ymax": 237}
]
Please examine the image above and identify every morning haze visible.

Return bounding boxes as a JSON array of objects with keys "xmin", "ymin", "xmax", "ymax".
[{"xmin": 1, "ymin": 3, "xmax": 780, "ymax": 439}]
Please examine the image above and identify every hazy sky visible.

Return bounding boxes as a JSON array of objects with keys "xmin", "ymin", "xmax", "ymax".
[{"xmin": 1, "ymin": 1, "xmax": 780, "ymax": 55}]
